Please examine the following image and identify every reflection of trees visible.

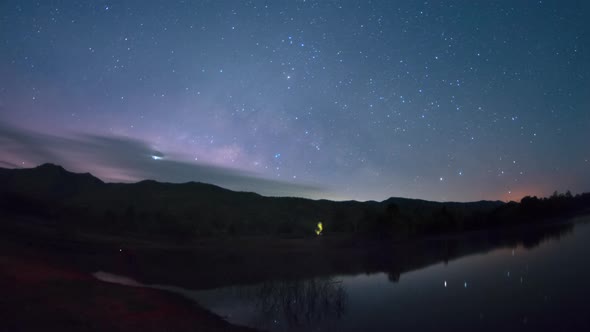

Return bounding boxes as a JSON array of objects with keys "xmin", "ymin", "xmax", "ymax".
[
  {"xmin": 518, "ymin": 223, "xmax": 574, "ymax": 249},
  {"xmin": 240, "ymin": 277, "xmax": 347, "ymax": 328},
  {"xmin": 387, "ymin": 272, "xmax": 400, "ymax": 282},
  {"xmin": 383, "ymin": 222, "xmax": 575, "ymax": 284}
]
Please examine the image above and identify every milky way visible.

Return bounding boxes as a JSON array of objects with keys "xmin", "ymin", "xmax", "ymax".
[{"xmin": 1, "ymin": 1, "xmax": 589, "ymax": 201}]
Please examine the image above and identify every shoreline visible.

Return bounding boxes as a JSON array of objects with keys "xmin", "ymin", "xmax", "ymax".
[
  {"xmin": 0, "ymin": 241, "xmax": 260, "ymax": 332},
  {"xmin": 0, "ymin": 214, "xmax": 587, "ymax": 331}
]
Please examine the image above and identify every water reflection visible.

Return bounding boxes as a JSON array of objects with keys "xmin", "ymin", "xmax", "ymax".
[
  {"xmin": 94, "ymin": 272, "xmax": 349, "ymax": 330},
  {"xmin": 94, "ymin": 219, "xmax": 589, "ymax": 332},
  {"xmin": 192, "ymin": 220, "xmax": 589, "ymax": 332},
  {"xmin": 236, "ymin": 277, "xmax": 347, "ymax": 329},
  {"xmin": 381, "ymin": 222, "xmax": 574, "ymax": 284}
]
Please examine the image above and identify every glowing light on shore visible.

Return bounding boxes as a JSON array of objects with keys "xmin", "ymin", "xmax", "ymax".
[
  {"xmin": 151, "ymin": 155, "xmax": 163, "ymax": 160},
  {"xmin": 315, "ymin": 222, "xmax": 323, "ymax": 235}
]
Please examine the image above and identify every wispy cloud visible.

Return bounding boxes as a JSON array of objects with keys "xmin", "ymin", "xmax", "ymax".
[{"xmin": 0, "ymin": 123, "xmax": 324, "ymax": 198}]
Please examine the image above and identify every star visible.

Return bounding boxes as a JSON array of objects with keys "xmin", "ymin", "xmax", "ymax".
[{"xmin": 1, "ymin": 0, "xmax": 586, "ymax": 202}]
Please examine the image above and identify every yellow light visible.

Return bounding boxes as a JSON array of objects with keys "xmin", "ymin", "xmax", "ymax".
[{"xmin": 315, "ymin": 222, "xmax": 323, "ymax": 235}]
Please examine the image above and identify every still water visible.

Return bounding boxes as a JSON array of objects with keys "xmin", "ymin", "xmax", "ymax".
[{"xmin": 96, "ymin": 218, "xmax": 590, "ymax": 331}]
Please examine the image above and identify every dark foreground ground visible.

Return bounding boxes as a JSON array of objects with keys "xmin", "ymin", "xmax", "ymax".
[
  {"xmin": 0, "ymin": 240, "xmax": 258, "ymax": 332},
  {"xmin": 0, "ymin": 215, "xmax": 584, "ymax": 331},
  {"xmin": 0, "ymin": 218, "xmax": 265, "ymax": 332}
]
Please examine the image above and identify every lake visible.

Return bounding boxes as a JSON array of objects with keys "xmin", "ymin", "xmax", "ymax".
[{"xmin": 96, "ymin": 217, "xmax": 590, "ymax": 331}]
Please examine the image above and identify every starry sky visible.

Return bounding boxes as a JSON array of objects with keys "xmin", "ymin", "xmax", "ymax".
[{"xmin": 1, "ymin": 1, "xmax": 589, "ymax": 202}]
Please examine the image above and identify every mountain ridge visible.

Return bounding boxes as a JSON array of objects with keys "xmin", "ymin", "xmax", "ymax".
[
  {"xmin": 2, "ymin": 163, "xmax": 504, "ymax": 205},
  {"xmin": 1, "ymin": 163, "xmax": 586, "ymax": 240}
]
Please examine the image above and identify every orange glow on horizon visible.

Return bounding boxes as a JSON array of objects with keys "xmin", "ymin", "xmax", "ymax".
[{"xmin": 499, "ymin": 186, "xmax": 547, "ymax": 202}]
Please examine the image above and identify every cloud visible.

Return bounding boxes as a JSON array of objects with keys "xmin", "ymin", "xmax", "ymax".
[{"xmin": 0, "ymin": 123, "xmax": 324, "ymax": 198}]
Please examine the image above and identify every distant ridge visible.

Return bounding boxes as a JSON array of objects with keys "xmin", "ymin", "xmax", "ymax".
[
  {"xmin": 1, "ymin": 163, "xmax": 104, "ymax": 199},
  {"xmin": 1, "ymin": 164, "xmax": 586, "ymax": 240},
  {"xmin": 0, "ymin": 163, "xmax": 501, "ymax": 205}
]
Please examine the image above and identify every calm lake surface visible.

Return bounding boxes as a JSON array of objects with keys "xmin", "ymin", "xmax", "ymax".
[{"xmin": 96, "ymin": 217, "xmax": 590, "ymax": 331}]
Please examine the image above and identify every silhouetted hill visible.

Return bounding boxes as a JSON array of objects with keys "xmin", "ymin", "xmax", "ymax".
[
  {"xmin": 0, "ymin": 164, "xmax": 588, "ymax": 241},
  {"xmin": 0, "ymin": 163, "xmax": 104, "ymax": 199}
]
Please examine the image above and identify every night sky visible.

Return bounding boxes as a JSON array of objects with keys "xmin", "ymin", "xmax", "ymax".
[{"xmin": 1, "ymin": 1, "xmax": 589, "ymax": 202}]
